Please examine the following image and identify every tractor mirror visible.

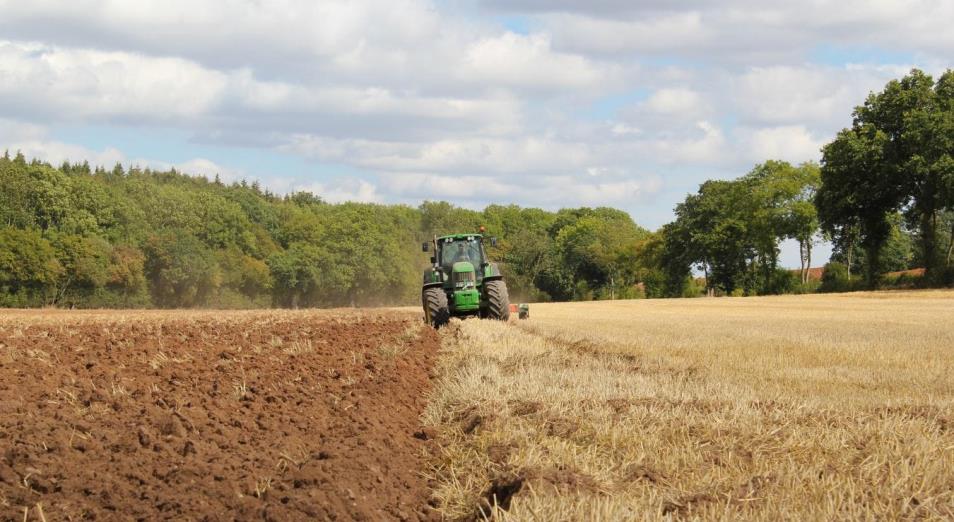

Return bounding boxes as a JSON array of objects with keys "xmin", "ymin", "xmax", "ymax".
[
  {"xmin": 490, "ymin": 237, "xmax": 498, "ymax": 247},
  {"xmin": 430, "ymin": 256, "xmax": 437, "ymax": 265},
  {"xmin": 422, "ymin": 242, "xmax": 429, "ymax": 252}
]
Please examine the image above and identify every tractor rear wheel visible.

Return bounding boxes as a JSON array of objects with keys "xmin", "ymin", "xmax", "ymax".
[
  {"xmin": 484, "ymin": 280, "xmax": 511, "ymax": 321},
  {"xmin": 423, "ymin": 287, "xmax": 450, "ymax": 328}
]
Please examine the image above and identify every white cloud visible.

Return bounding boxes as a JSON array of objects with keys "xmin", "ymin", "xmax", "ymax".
[
  {"xmin": 741, "ymin": 125, "xmax": 826, "ymax": 164},
  {"xmin": 0, "ymin": 40, "xmax": 525, "ymax": 141},
  {"xmin": 281, "ymin": 135, "xmax": 593, "ymax": 176},
  {"xmin": 175, "ymin": 158, "xmax": 243, "ymax": 183},
  {"xmin": 0, "ymin": 41, "xmax": 227, "ymax": 123},
  {"xmin": 644, "ymin": 87, "xmax": 706, "ymax": 116},
  {"xmin": 459, "ymin": 32, "xmax": 614, "ymax": 91},
  {"xmin": 610, "ymin": 123, "xmax": 641, "ymax": 136},
  {"xmin": 651, "ymin": 120, "xmax": 728, "ymax": 165},
  {"xmin": 522, "ymin": 2, "xmax": 954, "ymax": 64},
  {"xmin": 541, "ymin": 11, "xmax": 710, "ymax": 55},
  {"xmin": 0, "ymin": 117, "xmax": 250, "ymax": 184},
  {"xmin": 0, "ymin": 118, "xmax": 46, "ymax": 143},
  {"xmin": 0, "ymin": 0, "xmax": 949, "ymax": 225},
  {"xmin": 729, "ymin": 65, "xmax": 901, "ymax": 129},
  {"xmin": 380, "ymin": 171, "xmax": 659, "ymax": 208},
  {"xmin": 298, "ymin": 178, "xmax": 382, "ymax": 204}
]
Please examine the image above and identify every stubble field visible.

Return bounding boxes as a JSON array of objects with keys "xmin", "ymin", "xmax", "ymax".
[{"xmin": 425, "ymin": 290, "xmax": 954, "ymax": 520}]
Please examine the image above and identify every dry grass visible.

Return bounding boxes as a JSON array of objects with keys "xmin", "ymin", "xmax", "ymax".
[{"xmin": 423, "ymin": 290, "xmax": 954, "ymax": 520}]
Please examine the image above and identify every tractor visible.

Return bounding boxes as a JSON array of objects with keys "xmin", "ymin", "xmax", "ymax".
[{"xmin": 421, "ymin": 230, "xmax": 510, "ymax": 328}]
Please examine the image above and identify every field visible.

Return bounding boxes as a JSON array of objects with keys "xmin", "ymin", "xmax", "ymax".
[
  {"xmin": 0, "ymin": 309, "xmax": 440, "ymax": 521},
  {"xmin": 1, "ymin": 291, "xmax": 953, "ymax": 520},
  {"xmin": 425, "ymin": 291, "xmax": 954, "ymax": 520}
]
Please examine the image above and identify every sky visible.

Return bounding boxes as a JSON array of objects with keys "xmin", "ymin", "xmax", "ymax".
[{"xmin": 1, "ymin": 0, "xmax": 952, "ymax": 267}]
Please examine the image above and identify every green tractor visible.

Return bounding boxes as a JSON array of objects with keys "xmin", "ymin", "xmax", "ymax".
[{"xmin": 421, "ymin": 231, "xmax": 510, "ymax": 328}]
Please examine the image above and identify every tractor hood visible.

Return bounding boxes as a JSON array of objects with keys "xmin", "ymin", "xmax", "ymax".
[
  {"xmin": 451, "ymin": 262, "xmax": 477, "ymax": 289},
  {"xmin": 452, "ymin": 261, "xmax": 475, "ymax": 274}
]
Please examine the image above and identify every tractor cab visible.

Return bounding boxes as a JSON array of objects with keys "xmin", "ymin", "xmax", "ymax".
[
  {"xmin": 423, "ymin": 233, "xmax": 497, "ymax": 277},
  {"xmin": 437, "ymin": 235, "xmax": 487, "ymax": 271}
]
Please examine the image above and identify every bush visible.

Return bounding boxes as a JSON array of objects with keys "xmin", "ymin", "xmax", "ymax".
[
  {"xmin": 818, "ymin": 262, "xmax": 867, "ymax": 293},
  {"xmin": 791, "ymin": 279, "xmax": 821, "ymax": 295},
  {"xmin": 760, "ymin": 268, "xmax": 798, "ymax": 295}
]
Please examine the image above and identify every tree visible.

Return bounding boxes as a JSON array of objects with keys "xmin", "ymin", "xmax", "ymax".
[
  {"xmin": 831, "ymin": 213, "xmax": 915, "ymax": 276},
  {"xmin": 660, "ymin": 161, "xmax": 820, "ymax": 296},
  {"xmin": 49, "ymin": 234, "xmax": 111, "ymax": 305},
  {"xmin": 0, "ymin": 227, "xmax": 62, "ymax": 305},
  {"xmin": 143, "ymin": 231, "xmax": 221, "ymax": 307},
  {"xmin": 743, "ymin": 161, "xmax": 822, "ymax": 284},
  {"xmin": 818, "ymin": 69, "xmax": 954, "ymax": 284},
  {"xmin": 817, "ymin": 126, "xmax": 897, "ymax": 286},
  {"xmin": 107, "ymin": 245, "xmax": 148, "ymax": 305},
  {"xmin": 216, "ymin": 247, "xmax": 273, "ymax": 304},
  {"xmin": 555, "ymin": 211, "xmax": 647, "ymax": 299},
  {"xmin": 267, "ymin": 242, "xmax": 328, "ymax": 308},
  {"xmin": 664, "ymin": 179, "xmax": 758, "ymax": 295},
  {"xmin": 0, "ymin": 156, "xmax": 35, "ymax": 228},
  {"xmin": 901, "ymin": 70, "xmax": 954, "ymax": 278}
]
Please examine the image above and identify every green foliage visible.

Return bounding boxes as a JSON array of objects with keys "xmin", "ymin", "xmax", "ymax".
[
  {"xmin": 817, "ymin": 68, "xmax": 954, "ymax": 285},
  {"xmin": 659, "ymin": 161, "xmax": 820, "ymax": 297},
  {"xmin": 49, "ymin": 233, "xmax": 111, "ymax": 305},
  {"xmin": 144, "ymin": 231, "xmax": 221, "ymax": 307},
  {"xmin": 830, "ymin": 212, "xmax": 916, "ymax": 275},
  {"xmin": 0, "ymin": 154, "xmax": 659, "ymax": 308},
  {"xmin": 538, "ymin": 207, "xmax": 649, "ymax": 300},
  {"xmin": 819, "ymin": 262, "xmax": 852, "ymax": 293},
  {"xmin": 0, "ymin": 226, "xmax": 61, "ymax": 306}
]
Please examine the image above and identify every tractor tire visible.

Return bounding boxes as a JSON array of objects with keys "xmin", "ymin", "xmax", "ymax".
[
  {"xmin": 423, "ymin": 287, "xmax": 450, "ymax": 329},
  {"xmin": 484, "ymin": 280, "xmax": 511, "ymax": 321}
]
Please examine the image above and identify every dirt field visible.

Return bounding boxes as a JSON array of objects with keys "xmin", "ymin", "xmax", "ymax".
[
  {"xmin": 0, "ymin": 309, "xmax": 440, "ymax": 521},
  {"xmin": 425, "ymin": 290, "xmax": 954, "ymax": 520}
]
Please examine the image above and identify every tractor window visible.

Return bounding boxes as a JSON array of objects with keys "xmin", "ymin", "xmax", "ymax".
[{"xmin": 441, "ymin": 238, "xmax": 483, "ymax": 267}]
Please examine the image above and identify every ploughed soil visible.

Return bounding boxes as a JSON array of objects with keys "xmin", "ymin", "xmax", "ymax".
[{"xmin": 0, "ymin": 309, "xmax": 440, "ymax": 521}]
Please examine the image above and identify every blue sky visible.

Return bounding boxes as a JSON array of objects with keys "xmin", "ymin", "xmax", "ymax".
[{"xmin": 1, "ymin": 0, "xmax": 951, "ymax": 267}]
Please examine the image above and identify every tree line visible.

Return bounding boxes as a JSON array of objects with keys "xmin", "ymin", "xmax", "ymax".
[
  {"xmin": 0, "ymin": 153, "xmax": 650, "ymax": 308},
  {"xmin": 1, "ymin": 68, "xmax": 951, "ymax": 308}
]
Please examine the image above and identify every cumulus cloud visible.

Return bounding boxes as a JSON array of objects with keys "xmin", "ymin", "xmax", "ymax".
[
  {"xmin": 740, "ymin": 125, "xmax": 826, "ymax": 164},
  {"xmin": 728, "ymin": 65, "xmax": 906, "ymax": 129},
  {"xmin": 459, "ymin": 32, "xmax": 616, "ymax": 90},
  {"xmin": 280, "ymin": 135, "xmax": 593, "ymax": 176},
  {"xmin": 298, "ymin": 178, "xmax": 383, "ymax": 204},
  {"xmin": 0, "ymin": 41, "xmax": 227, "ymax": 124},
  {"xmin": 498, "ymin": 1, "xmax": 954, "ymax": 64},
  {"xmin": 540, "ymin": 11, "xmax": 711, "ymax": 55},
  {"xmin": 175, "ymin": 158, "xmax": 244, "ymax": 183},
  {"xmin": 0, "ymin": 0, "xmax": 948, "ymax": 217},
  {"xmin": 380, "ymin": 171, "xmax": 659, "ymax": 208},
  {"xmin": 644, "ymin": 88, "xmax": 707, "ymax": 116}
]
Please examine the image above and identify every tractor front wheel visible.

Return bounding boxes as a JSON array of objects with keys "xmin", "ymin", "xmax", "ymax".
[
  {"xmin": 423, "ymin": 287, "xmax": 450, "ymax": 329},
  {"xmin": 484, "ymin": 280, "xmax": 511, "ymax": 321}
]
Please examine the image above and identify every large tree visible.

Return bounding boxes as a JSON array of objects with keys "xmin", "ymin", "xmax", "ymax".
[
  {"xmin": 661, "ymin": 161, "xmax": 820, "ymax": 296},
  {"xmin": 817, "ymin": 125, "xmax": 897, "ymax": 286},
  {"xmin": 818, "ymin": 69, "xmax": 954, "ymax": 284}
]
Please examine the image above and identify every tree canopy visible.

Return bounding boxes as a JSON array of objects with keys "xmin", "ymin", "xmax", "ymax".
[
  {"xmin": 816, "ymin": 69, "xmax": 954, "ymax": 285},
  {"xmin": 0, "ymin": 153, "xmax": 652, "ymax": 308}
]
